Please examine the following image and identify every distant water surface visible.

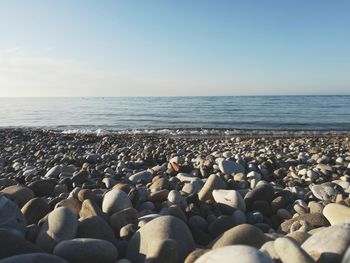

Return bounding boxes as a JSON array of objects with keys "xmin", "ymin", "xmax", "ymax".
[{"xmin": 0, "ymin": 96, "xmax": 349, "ymax": 135}]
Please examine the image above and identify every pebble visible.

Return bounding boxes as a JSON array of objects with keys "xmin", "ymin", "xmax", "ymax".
[
  {"xmin": 110, "ymin": 208, "xmax": 138, "ymax": 236},
  {"xmin": 311, "ymin": 184, "xmax": 339, "ymax": 201},
  {"xmin": 55, "ymin": 197, "xmax": 81, "ymax": 216},
  {"xmin": 218, "ymin": 159, "xmax": 245, "ymax": 175},
  {"xmin": 198, "ymin": 174, "xmax": 226, "ymax": 202},
  {"xmin": 1, "ymin": 185, "xmax": 34, "ymax": 208},
  {"xmin": 244, "ymin": 181, "xmax": 274, "ymax": 209},
  {"xmin": 0, "ymin": 229, "xmax": 42, "ymax": 260},
  {"xmin": 77, "ymin": 216, "xmax": 115, "ymax": 240},
  {"xmin": 45, "ymin": 165, "xmax": 62, "ymax": 178},
  {"xmin": 129, "ymin": 170, "xmax": 153, "ymax": 184},
  {"xmin": 0, "ymin": 195, "xmax": 27, "ymax": 235},
  {"xmin": 28, "ymin": 179, "xmax": 57, "ymax": 197},
  {"xmin": 102, "ymin": 189, "xmax": 132, "ymax": 214},
  {"xmin": 302, "ymin": 223, "xmax": 350, "ymax": 263},
  {"xmin": 79, "ymin": 199, "xmax": 105, "ymax": 219},
  {"xmin": 208, "ymin": 215, "xmax": 235, "ymax": 238},
  {"xmin": 323, "ymin": 203, "xmax": 350, "ymax": 225},
  {"xmin": 0, "ymin": 253, "xmax": 68, "ymax": 263},
  {"xmin": 195, "ymin": 245, "xmax": 274, "ymax": 263},
  {"xmin": 274, "ymin": 237, "xmax": 315, "ymax": 263},
  {"xmin": 211, "ymin": 224, "xmax": 270, "ymax": 249},
  {"xmin": 212, "ymin": 189, "xmax": 246, "ymax": 212},
  {"xmin": 126, "ymin": 215, "xmax": 195, "ymax": 263},
  {"xmin": 36, "ymin": 207, "xmax": 78, "ymax": 252},
  {"xmin": 279, "ymin": 213, "xmax": 329, "ymax": 234},
  {"xmin": 21, "ymin": 197, "xmax": 51, "ymax": 225},
  {"xmin": 53, "ymin": 238, "xmax": 118, "ymax": 263},
  {"xmin": 167, "ymin": 190, "xmax": 183, "ymax": 204}
]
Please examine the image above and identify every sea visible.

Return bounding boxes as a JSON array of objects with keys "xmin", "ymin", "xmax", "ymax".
[{"xmin": 0, "ymin": 96, "xmax": 349, "ymax": 136}]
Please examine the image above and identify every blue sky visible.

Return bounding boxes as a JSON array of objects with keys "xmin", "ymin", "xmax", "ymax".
[{"xmin": 0, "ymin": 0, "xmax": 349, "ymax": 96}]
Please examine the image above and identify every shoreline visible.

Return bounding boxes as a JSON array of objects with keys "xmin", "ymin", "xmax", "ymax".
[
  {"xmin": 1, "ymin": 126, "xmax": 350, "ymax": 262},
  {"xmin": 1, "ymin": 127, "xmax": 350, "ymax": 139}
]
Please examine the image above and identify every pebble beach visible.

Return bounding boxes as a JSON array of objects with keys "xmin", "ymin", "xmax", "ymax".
[{"xmin": 1, "ymin": 128, "xmax": 350, "ymax": 263}]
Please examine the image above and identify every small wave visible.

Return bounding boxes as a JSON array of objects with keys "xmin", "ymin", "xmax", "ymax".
[
  {"xmin": 61, "ymin": 128, "xmax": 109, "ymax": 136},
  {"xmin": 59, "ymin": 128, "xmax": 350, "ymax": 137}
]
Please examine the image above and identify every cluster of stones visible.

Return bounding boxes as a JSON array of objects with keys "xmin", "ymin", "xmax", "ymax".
[{"xmin": 0, "ymin": 129, "xmax": 350, "ymax": 263}]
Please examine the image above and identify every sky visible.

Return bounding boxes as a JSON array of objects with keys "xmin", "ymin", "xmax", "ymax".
[{"xmin": 0, "ymin": 0, "xmax": 349, "ymax": 97}]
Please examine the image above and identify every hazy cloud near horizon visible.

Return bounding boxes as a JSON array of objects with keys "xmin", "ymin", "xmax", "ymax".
[
  {"xmin": 1, "ymin": 51, "xmax": 348, "ymax": 97},
  {"xmin": 0, "ymin": 52, "xmax": 231, "ymax": 97},
  {"xmin": 0, "ymin": 1, "xmax": 349, "ymax": 96}
]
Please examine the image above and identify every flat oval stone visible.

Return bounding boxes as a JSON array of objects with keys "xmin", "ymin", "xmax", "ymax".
[
  {"xmin": 1, "ymin": 185, "xmax": 34, "ymax": 208},
  {"xmin": 212, "ymin": 189, "xmax": 246, "ymax": 212},
  {"xmin": 102, "ymin": 189, "xmax": 132, "ymax": 215},
  {"xmin": 218, "ymin": 159, "xmax": 245, "ymax": 175},
  {"xmin": 36, "ymin": 207, "xmax": 78, "ymax": 252},
  {"xmin": 195, "ymin": 245, "xmax": 273, "ymax": 263},
  {"xmin": 211, "ymin": 224, "xmax": 271, "ymax": 249},
  {"xmin": 302, "ymin": 224, "xmax": 350, "ymax": 263},
  {"xmin": 127, "ymin": 215, "xmax": 195, "ymax": 263},
  {"xmin": 0, "ymin": 195, "xmax": 26, "ymax": 235},
  {"xmin": 77, "ymin": 216, "xmax": 115, "ymax": 241},
  {"xmin": 129, "ymin": 170, "xmax": 153, "ymax": 184},
  {"xmin": 45, "ymin": 165, "xmax": 62, "ymax": 178},
  {"xmin": 323, "ymin": 203, "xmax": 350, "ymax": 225},
  {"xmin": 0, "ymin": 253, "xmax": 67, "ymax": 263},
  {"xmin": 54, "ymin": 238, "xmax": 118, "ymax": 263},
  {"xmin": 28, "ymin": 179, "xmax": 57, "ymax": 197},
  {"xmin": 0, "ymin": 229, "xmax": 42, "ymax": 260},
  {"xmin": 311, "ymin": 184, "xmax": 339, "ymax": 201},
  {"xmin": 176, "ymin": 173, "xmax": 200, "ymax": 183},
  {"xmin": 21, "ymin": 197, "xmax": 51, "ymax": 225},
  {"xmin": 274, "ymin": 237, "xmax": 314, "ymax": 263}
]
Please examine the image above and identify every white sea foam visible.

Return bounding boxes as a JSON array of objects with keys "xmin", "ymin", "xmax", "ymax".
[{"xmin": 59, "ymin": 128, "xmax": 350, "ymax": 137}]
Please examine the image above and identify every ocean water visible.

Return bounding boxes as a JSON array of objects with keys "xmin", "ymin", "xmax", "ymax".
[{"xmin": 0, "ymin": 96, "xmax": 349, "ymax": 135}]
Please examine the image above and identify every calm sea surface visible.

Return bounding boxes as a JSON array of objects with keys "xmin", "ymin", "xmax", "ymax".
[{"xmin": 0, "ymin": 96, "xmax": 349, "ymax": 135}]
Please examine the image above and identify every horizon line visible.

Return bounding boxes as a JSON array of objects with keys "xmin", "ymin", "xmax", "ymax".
[{"xmin": 1, "ymin": 94, "xmax": 350, "ymax": 98}]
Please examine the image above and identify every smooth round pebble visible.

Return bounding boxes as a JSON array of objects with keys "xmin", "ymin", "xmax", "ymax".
[
  {"xmin": 195, "ymin": 245, "xmax": 273, "ymax": 263},
  {"xmin": 54, "ymin": 238, "xmax": 118, "ymax": 263}
]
